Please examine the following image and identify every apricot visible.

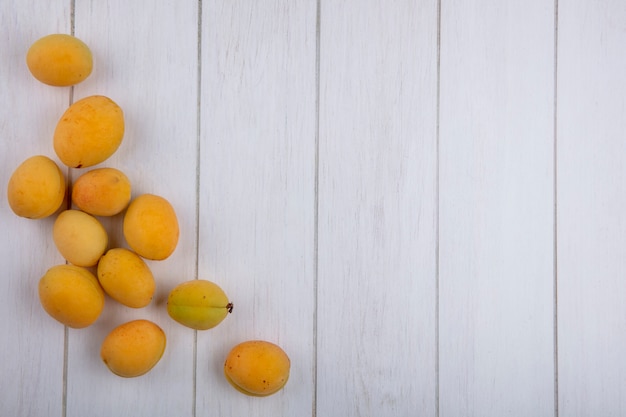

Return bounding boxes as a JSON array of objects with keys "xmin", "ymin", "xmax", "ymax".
[
  {"xmin": 53, "ymin": 95, "xmax": 124, "ymax": 168},
  {"xmin": 97, "ymin": 248, "xmax": 155, "ymax": 308},
  {"xmin": 123, "ymin": 194, "xmax": 179, "ymax": 260},
  {"xmin": 100, "ymin": 319, "xmax": 166, "ymax": 378},
  {"xmin": 26, "ymin": 34, "xmax": 93, "ymax": 86},
  {"xmin": 7, "ymin": 155, "xmax": 65, "ymax": 219},
  {"xmin": 38, "ymin": 264, "xmax": 105, "ymax": 328},
  {"xmin": 167, "ymin": 280, "xmax": 232, "ymax": 330},
  {"xmin": 224, "ymin": 340, "xmax": 290, "ymax": 396},
  {"xmin": 53, "ymin": 209, "xmax": 108, "ymax": 267},
  {"xmin": 72, "ymin": 168, "xmax": 131, "ymax": 216}
]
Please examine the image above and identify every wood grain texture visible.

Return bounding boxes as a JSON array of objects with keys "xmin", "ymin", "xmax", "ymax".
[
  {"xmin": 438, "ymin": 0, "xmax": 556, "ymax": 415},
  {"xmin": 4, "ymin": 1, "xmax": 626, "ymax": 416},
  {"xmin": 197, "ymin": 1, "xmax": 317, "ymax": 415},
  {"xmin": 557, "ymin": 1, "xmax": 626, "ymax": 415},
  {"xmin": 64, "ymin": 1, "xmax": 199, "ymax": 416},
  {"xmin": 0, "ymin": 2, "xmax": 71, "ymax": 416},
  {"xmin": 317, "ymin": 1, "xmax": 439, "ymax": 415}
]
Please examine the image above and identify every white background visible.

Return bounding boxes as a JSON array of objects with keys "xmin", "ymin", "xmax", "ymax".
[{"xmin": 1, "ymin": 1, "xmax": 625, "ymax": 416}]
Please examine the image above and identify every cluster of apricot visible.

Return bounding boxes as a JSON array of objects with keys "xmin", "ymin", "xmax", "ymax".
[{"xmin": 7, "ymin": 34, "xmax": 289, "ymax": 396}]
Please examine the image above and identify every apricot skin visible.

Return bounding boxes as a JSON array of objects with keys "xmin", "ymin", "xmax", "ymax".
[
  {"xmin": 97, "ymin": 248, "xmax": 155, "ymax": 308},
  {"xmin": 26, "ymin": 34, "xmax": 93, "ymax": 86},
  {"xmin": 52, "ymin": 209, "xmax": 108, "ymax": 267},
  {"xmin": 100, "ymin": 319, "xmax": 166, "ymax": 378},
  {"xmin": 72, "ymin": 168, "xmax": 131, "ymax": 216},
  {"xmin": 167, "ymin": 280, "xmax": 232, "ymax": 330},
  {"xmin": 53, "ymin": 95, "xmax": 124, "ymax": 168},
  {"xmin": 123, "ymin": 194, "xmax": 179, "ymax": 260},
  {"xmin": 38, "ymin": 264, "xmax": 105, "ymax": 328},
  {"xmin": 7, "ymin": 155, "xmax": 66, "ymax": 219},
  {"xmin": 224, "ymin": 340, "xmax": 290, "ymax": 396}
]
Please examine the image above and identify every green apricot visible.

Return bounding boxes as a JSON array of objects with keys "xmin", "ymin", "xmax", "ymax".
[{"xmin": 166, "ymin": 280, "xmax": 232, "ymax": 330}]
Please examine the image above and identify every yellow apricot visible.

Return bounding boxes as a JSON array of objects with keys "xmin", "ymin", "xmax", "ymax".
[
  {"xmin": 26, "ymin": 34, "xmax": 93, "ymax": 86},
  {"xmin": 38, "ymin": 264, "xmax": 105, "ymax": 328},
  {"xmin": 72, "ymin": 168, "xmax": 131, "ymax": 216},
  {"xmin": 167, "ymin": 280, "xmax": 232, "ymax": 330},
  {"xmin": 7, "ymin": 155, "xmax": 65, "ymax": 219},
  {"xmin": 100, "ymin": 319, "xmax": 166, "ymax": 378},
  {"xmin": 53, "ymin": 209, "xmax": 108, "ymax": 267},
  {"xmin": 123, "ymin": 194, "xmax": 179, "ymax": 260},
  {"xmin": 224, "ymin": 340, "xmax": 290, "ymax": 396},
  {"xmin": 97, "ymin": 248, "xmax": 155, "ymax": 308},
  {"xmin": 53, "ymin": 95, "xmax": 124, "ymax": 168}
]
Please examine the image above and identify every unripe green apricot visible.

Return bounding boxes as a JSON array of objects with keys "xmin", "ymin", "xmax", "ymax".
[{"xmin": 166, "ymin": 280, "xmax": 232, "ymax": 330}]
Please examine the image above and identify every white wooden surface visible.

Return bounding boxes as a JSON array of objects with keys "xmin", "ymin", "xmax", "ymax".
[
  {"xmin": 439, "ymin": 1, "xmax": 556, "ymax": 415},
  {"xmin": 1, "ymin": 1, "xmax": 625, "ymax": 416}
]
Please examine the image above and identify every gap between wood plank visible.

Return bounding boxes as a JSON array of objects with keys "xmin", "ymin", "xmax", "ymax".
[
  {"xmin": 193, "ymin": 2, "xmax": 204, "ymax": 417},
  {"xmin": 62, "ymin": 2, "xmax": 77, "ymax": 417},
  {"xmin": 434, "ymin": 0, "xmax": 442, "ymax": 415},
  {"xmin": 435, "ymin": 0, "xmax": 442, "ymax": 415},
  {"xmin": 313, "ymin": 0, "xmax": 321, "ymax": 416},
  {"xmin": 552, "ymin": 0, "xmax": 560, "ymax": 416}
]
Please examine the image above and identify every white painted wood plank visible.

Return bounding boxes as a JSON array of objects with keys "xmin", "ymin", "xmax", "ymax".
[
  {"xmin": 65, "ymin": 2, "xmax": 199, "ymax": 416},
  {"xmin": 317, "ymin": 1, "xmax": 439, "ymax": 415},
  {"xmin": 557, "ymin": 1, "xmax": 626, "ymax": 415},
  {"xmin": 0, "ymin": 3, "xmax": 71, "ymax": 416},
  {"xmin": 439, "ymin": 1, "xmax": 555, "ymax": 415},
  {"xmin": 197, "ymin": 1, "xmax": 317, "ymax": 416}
]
